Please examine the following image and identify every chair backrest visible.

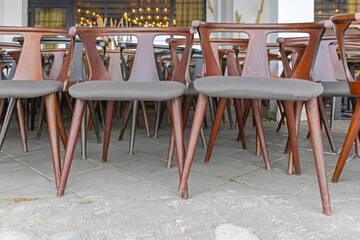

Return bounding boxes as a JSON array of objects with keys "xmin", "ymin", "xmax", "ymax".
[
  {"xmin": 331, "ymin": 13, "xmax": 360, "ymax": 95},
  {"xmin": 73, "ymin": 27, "xmax": 195, "ymax": 84},
  {"xmin": 0, "ymin": 27, "xmax": 74, "ymax": 82},
  {"xmin": 193, "ymin": 21, "xmax": 325, "ymax": 81}
]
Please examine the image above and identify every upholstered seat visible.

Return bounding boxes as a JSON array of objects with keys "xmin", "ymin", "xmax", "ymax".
[
  {"xmin": 194, "ymin": 76, "xmax": 324, "ymax": 101},
  {"xmin": 0, "ymin": 80, "xmax": 63, "ymax": 98},
  {"xmin": 69, "ymin": 81, "xmax": 186, "ymax": 101},
  {"xmin": 320, "ymin": 80, "xmax": 351, "ymax": 97}
]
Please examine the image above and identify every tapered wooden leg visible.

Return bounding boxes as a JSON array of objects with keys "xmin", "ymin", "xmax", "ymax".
[
  {"xmin": 57, "ymin": 100, "xmax": 86, "ymax": 196},
  {"xmin": 332, "ymin": 100, "xmax": 360, "ymax": 183},
  {"xmin": 226, "ymin": 100, "xmax": 234, "ymax": 129},
  {"xmin": 251, "ymin": 99, "xmax": 271, "ymax": 170},
  {"xmin": 306, "ymin": 98, "xmax": 331, "ymax": 215},
  {"xmin": 154, "ymin": 101, "xmax": 166, "ymax": 139},
  {"xmin": 80, "ymin": 107, "xmax": 87, "ymax": 160},
  {"xmin": 88, "ymin": 101, "xmax": 102, "ymax": 143},
  {"xmin": 141, "ymin": 101, "xmax": 151, "ymax": 138},
  {"xmin": 30, "ymin": 98, "xmax": 36, "ymax": 131},
  {"xmin": 167, "ymin": 96, "xmax": 192, "ymax": 169},
  {"xmin": 276, "ymin": 100, "xmax": 285, "ymax": 132},
  {"xmin": 169, "ymin": 97, "xmax": 188, "ymax": 198},
  {"xmin": 16, "ymin": 99, "xmax": 28, "ymax": 152},
  {"xmin": 0, "ymin": 98, "xmax": 18, "ymax": 150},
  {"xmin": 318, "ymin": 97, "xmax": 336, "ymax": 152},
  {"xmin": 36, "ymin": 97, "xmax": 45, "ymax": 139},
  {"xmin": 129, "ymin": 100, "xmax": 139, "ymax": 155},
  {"xmin": 64, "ymin": 92, "xmax": 74, "ymax": 114},
  {"xmin": 119, "ymin": 101, "xmax": 133, "ymax": 140},
  {"xmin": 192, "ymin": 98, "xmax": 207, "ymax": 149},
  {"xmin": 286, "ymin": 101, "xmax": 303, "ymax": 169},
  {"xmin": 255, "ymin": 100, "xmax": 262, "ymax": 156},
  {"xmin": 204, "ymin": 98, "xmax": 227, "ymax": 163},
  {"xmin": 208, "ymin": 97, "xmax": 215, "ymax": 123},
  {"xmin": 56, "ymin": 100, "xmax": 67, "ymax": 149},
  {"xmin": 282, "ymin": 100, "xmax": 300, "ymax": 175},
  {"xmin": 0, "ymin": 99, "xmax": 7, "ymax": 125},
  {"xmin": 102, "ymin": 101, "xmax": 115, "ymax": 163},
  {"xmin": 179, "ymin": 94, "xmax": 208, "ymax": 192},
  {"xmin": 234, "ymin": 98, "xmax": 247, "ymax": 149},
  {"xmin": 45, "ymin": 93, "xmax": 61, "ymax": 189}
]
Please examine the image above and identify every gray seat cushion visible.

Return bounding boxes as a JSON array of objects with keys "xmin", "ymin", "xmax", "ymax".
[
  {"xmin": 194, "ymin": 76, "xmax": 323, "ymax": 101},
  {"xmin": 320, "ymin": 80, "xmax": 351, "ymax": 97},
  {"xmin": 0, "ymin": 80, "xmax": 63, "ymax": 98},
  {"xmin": 69, "ymin": 81, "xmax": 186, "ymax": 101},
  {"xmin": 186, "ymin": 81, "xmax": 198, "ymax": 96}
]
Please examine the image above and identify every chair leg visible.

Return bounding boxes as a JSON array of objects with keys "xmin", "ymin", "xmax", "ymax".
[
  {"xmin": 119, "ymin": 101, "xmax": 133, "ymax": 140},
  {"xmin": 102, "ymin": 101, "xmax": 115, "ymax": 163},
  {"xmin": 169, "ymin": 97, "xmax": 188, "ymax": 199},
  {"xmin": 305, "ymin": 98, "xmax": 331, "ymax": 215},
  {"xmin": 36, "ymin": 97, "xmax": 45, "ymax": 139},
  {"xmin": 141, "ymin": 101, "xmax": 151, "ymax": 138},
  {"xmin": 0, "ymin": 98, "xmax": 18, "ymax": 150},
  {"xmin": 226, "ymin": 100, "xmax": 234, "ymax": 129},
  {"xmin": 64, "ymin": 92, "xmax": 74, "ymax": 114},
  {"xmin": 204, "ymin": 98, "xmax": 227, "ymax": 163},
  {"xmin": 57, "ymin": 99, "xmax": 86, "ymax": 196},
  {"xmin": 87, "ymin": 101, "xmax": 102, "ymax": 143},
  {"xmin": 154, "ymin": 101, "xmax": 166, "ymax": 139},
  {"xmin": 56, "ymin": 100, "xmax": 67, "ymax": 149},
  {"xmin": 0, "ymin": 99, "xmax": 7, "ymax": 125},
  {"xmin": 16, "ymin": 99, "xmax": 28, "ymax": 152},
  {"xmin": 318, "ymin": 97, "xmax": 336, "ymax": 152},
  {"xmin": 81, "ymin": 107, "xmax": 87, "ymax": 160},
  {"xmin": 234, "ymin": 98, "xmax": 247, "ymax": 149},
  {"xmin": 192, "ymin": 98, "xmax": 207, "ymax": 149},
  {"xmin": 30, "ymin": 98, "xmax": 36, "ymax": 131},
  {"xmin": 129, "ymin": 100, "xmax": 139, "ymax": 155},
  {"xmin": 44, "ymin": 93, "xmax": 61, "ymax": 189},
  {"xmin": 208, "ymin": 97, "xmax": 215, "ymax": 123},
  {"xmin": 330, "ymin": 97, "xmax": 335, "ymax": 129},
  {"xmin": 251, "ymin": 99, "xmax": 271, "ymax": 170},
  {"xmin": 167, "ymin": 96, "xmax": 192, "ymax": 169},
  {"xmin": 282, "ymin": 100, "xmax": 300, "ymax": 175},
  {"xmin": 179, "ymin": 94, "xmax": 209, "ymax": 192},
  {"xmin": 332, "ymin": 100, "xmax": 360, "ymax": 183}
]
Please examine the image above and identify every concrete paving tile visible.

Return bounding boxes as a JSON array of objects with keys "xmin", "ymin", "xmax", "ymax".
[
  {"xmin": 196, "ymin": 181, "xmax": 278, "ymax": 197},
  {"xmin": 0, "ymin": 181, "xmax": 77, "ymax": 199},
  {"xmin": 271, "ymin": 158, "xmax": 334, "ymax": 179},
  {"xmin": 0, "ymin": 167, "xmax": 48, "ymax": 193},
  {"xmin": 86, "ymin": 145, "xmax": 146, "ymax": 164},
  {"xmin": 145, "ymin": 169, "xmax": 228, "ymax": 195},
  {"xmin": 110, "ymin": 156, "xmax": 173, "ymax": 179},
  {"xmin": 1, "ymin": 139, "xmax": 50, "ymax": 157},
  {"xmin": 331, "ymin": 168, "xmax": 360, "ymax": 187},
  {"xmin": 191, "ymin": 156, "xmax": 258, "ymax": 179},
  {"xmin": 237, "ymin": 168, "xmax": 316, "ymax": 196},
  {"xmin": 99, "ymin": 180, "xmax": 178, "ymax": 197},
  {"xmin": 0, "ymin": 156, "xmax": 26, "ymax": 173},
  {"xmin": 64, "ymin": 167, "xmax": 140, "ymax": 197}
]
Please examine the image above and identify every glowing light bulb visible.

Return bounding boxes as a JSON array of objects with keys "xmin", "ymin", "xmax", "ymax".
[{"xmin": 77, "ymin": 9, "xmax": 81, "ymax": 13}]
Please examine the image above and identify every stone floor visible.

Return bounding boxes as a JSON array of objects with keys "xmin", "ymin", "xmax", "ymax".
[{"xmin": 1, "ymin": 107, "xmax": 360, "ymax": 239}]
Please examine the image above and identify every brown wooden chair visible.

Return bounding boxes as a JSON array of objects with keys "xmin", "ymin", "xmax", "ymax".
[
  {"xmin": 57, "ymin": 26, "xmax": 194, "ymax": 198},
  {"xmin": 178, "ymin": 21, "xmax": 331, "ymax": 215},
  {"xmin": 330, "ymin": 13, "xmax": 360, "ymax": 183},
  {"xmin": 0, "ymin": 26, "xmax": 74, "ymax": 190}
]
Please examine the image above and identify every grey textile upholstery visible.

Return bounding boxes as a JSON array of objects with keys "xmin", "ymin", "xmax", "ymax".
[
  {"xmin": 194, "ymin": 76, "xmax": 323, "ymax": 101},
  {"xmin": 320, "ymin": 80, "xmax": 351, "ymax": 97},
  {"xmin": 186, "ymin": 81, "xmax": 198, "ymax": 96},
  {"xmin": 0, "ymin": 80, "xmax": 63, "ymax": 98},
  {"xmin": 69, "ymin": 81, "xmax": 186, "ymax": 101}
]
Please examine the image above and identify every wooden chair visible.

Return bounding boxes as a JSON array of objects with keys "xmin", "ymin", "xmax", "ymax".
[
  {"xmin": 178, "ymin": 21, "xmax": 331, "ymax": 215},
  {"xmin": 0, "ymin": 26, "xmax": 74, "ymax": 190},
  {"xmin": 57, "ymin": 26, "xmax": 195, "ymax": 198},
  {"xmin": 330, "ymin": 13, "xmax": 360, "ymax": 183}
]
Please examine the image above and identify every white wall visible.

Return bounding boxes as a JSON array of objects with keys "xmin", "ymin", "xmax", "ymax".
[{"xmin": 0, "ymin": 0, "xmax": 27, "ymax": 26}]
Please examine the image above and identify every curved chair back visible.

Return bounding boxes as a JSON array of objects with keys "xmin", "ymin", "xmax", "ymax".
[
  {"xmin": 0, "ymin": 27, "xmax": 74, "ymax": 83},
  {"xmin": 331, "ymin": 13, "xmax": 360, "ymax": 95},
  {"xmin": 193, "ymin": 21, "xmax": 325, "ymax": 81},
  {"xmin": 73, "ymin": 27, "xmax": 195, "ymax": 84}
]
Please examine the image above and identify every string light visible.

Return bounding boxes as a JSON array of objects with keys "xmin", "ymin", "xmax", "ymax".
[
  {"xmin": 147, "ymin": 7, "xmax": 151, "ymax": 11},
  {"xmin": 77, "ymin": 9, "xmax": 81, "ymax": 13},
  {"xmin": 156, "ymin": 7, "xmax": 159, "ymax": 12},
  {"xmin": 164, "ymin": 8, "xmax": 168, "ymax": 12},
  {"xmin": 335, "ymin": 9, "xmax": 339, "ymax": 12},
  {"xmin": 92, "ymin": 12, "xmax": 95, "ymax": 16},
  {"xmin": 86, "ymin": 10, "xmax": 89, "ymax": 14}
]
